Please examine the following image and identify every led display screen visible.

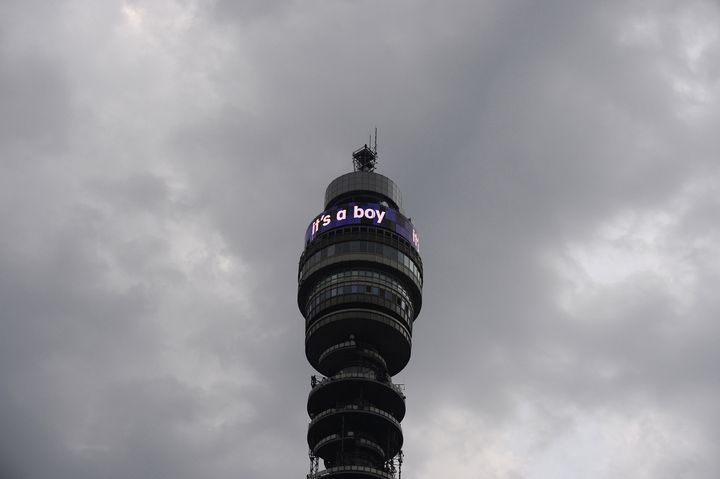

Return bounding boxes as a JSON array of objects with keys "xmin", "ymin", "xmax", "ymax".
[{"xmin": 305, "ymin": 203, "xmax": 419, "ymax": 251}]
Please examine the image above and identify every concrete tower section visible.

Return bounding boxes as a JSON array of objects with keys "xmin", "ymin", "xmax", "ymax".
[{"xmin": 298, "ymin": 145, "xmax": 423, "ymax": 479}]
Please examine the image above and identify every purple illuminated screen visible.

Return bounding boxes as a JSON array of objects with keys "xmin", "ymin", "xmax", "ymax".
[{"xmin": 305, "ymin": 203, "xmax": 419, "ymax": 251}]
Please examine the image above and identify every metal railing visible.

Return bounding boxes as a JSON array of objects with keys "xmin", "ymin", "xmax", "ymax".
[
  {"xmin": 307, "ymin": 465, "xmax": 395, "ymax": 479},
  {"xmin": 308, "ymin": 404, "xmax": 401, "ymax": 429},
  {"xmin": 310, "ymin": 374, "xmax": 405, "ymax": 397}
]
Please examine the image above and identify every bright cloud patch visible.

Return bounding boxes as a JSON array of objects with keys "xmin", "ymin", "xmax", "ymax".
[
  {"xmin": 551, "ymin": 172, "xmax": 720, "ymax": 318},
  {"xmin": 620, "ymin": 4, "xmax": 720, "ymax": 122}
]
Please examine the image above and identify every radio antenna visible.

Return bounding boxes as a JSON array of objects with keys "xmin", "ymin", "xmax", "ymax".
[{"xmin": 352, "ymin": 127, "xmax": 379, "ymax": 172}]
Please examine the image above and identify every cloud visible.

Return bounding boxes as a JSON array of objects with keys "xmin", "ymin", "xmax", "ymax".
[{"xmin": 1, "ymin": 0, "xmax": 719, "ymax": 478}]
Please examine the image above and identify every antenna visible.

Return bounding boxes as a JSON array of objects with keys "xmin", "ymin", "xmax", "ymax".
[
  {"xmin": 352, "ymin": 143, "xmax": 377, "ymax": 172},
  {"xmin": 351, "ymin": 127, "xmax": 379, "ymax": 172}
]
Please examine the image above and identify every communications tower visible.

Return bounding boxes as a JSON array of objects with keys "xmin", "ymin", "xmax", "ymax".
[{"xmin": 298, "ymin": 144, "xmax": 423, "ymax": 478}]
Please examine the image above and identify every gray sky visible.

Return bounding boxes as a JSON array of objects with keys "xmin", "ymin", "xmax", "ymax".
[{"xmin": 1, "ymin": 0, "xmax": 719, "ymax": 478}]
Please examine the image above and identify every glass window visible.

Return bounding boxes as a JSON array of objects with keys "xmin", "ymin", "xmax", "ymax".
[{"xmin": 303, "ymin": 243, "xmax": 422, "ymax": 288}]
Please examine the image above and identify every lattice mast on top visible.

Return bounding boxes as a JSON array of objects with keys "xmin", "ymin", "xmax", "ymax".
[{"xmin": 352, "ymin": 128, "xmax": 378, "ymax": 172}]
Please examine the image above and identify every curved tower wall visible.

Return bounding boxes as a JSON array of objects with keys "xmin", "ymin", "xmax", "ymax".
[{"xmin": 298, "ymin": 169, "xmax": 423, "ymax": 479}]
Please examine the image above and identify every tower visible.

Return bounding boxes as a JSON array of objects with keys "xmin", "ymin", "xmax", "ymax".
[{"xmin": 298, "ymin": 144, "xmax": 423, "ymax": 478}]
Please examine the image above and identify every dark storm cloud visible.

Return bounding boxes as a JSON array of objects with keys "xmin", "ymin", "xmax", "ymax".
[{"xmin": 1, "ymin": 0, "xmax": 719, "ymax": 478}]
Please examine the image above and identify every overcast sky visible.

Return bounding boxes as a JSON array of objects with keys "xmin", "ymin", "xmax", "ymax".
[{"xmin": 1, "ymin": 1, "xmax": 719, "ymax": 478}]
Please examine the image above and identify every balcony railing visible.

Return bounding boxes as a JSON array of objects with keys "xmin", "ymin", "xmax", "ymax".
[
  {"xmin": 307, "ymin": 465, "xmax": 395, "ymax": 479},
  {"xmin": 308, "ymin": 404, "xmax": 401, "ymax": 429},
  {"xmin": 311, "ymin": 374, "xmax": 405, "ymax": 397},
  {"xmin": 313, "ymin": 433, "xmax": 386, "ymax": 457}
]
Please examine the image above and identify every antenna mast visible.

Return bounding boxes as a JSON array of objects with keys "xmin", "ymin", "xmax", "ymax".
[{"xmin": 352, "ymin": 128, "xmax": 378, "ymax": 172}]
